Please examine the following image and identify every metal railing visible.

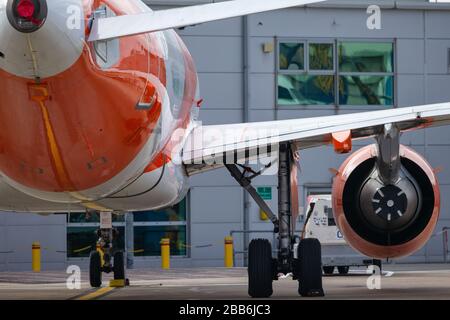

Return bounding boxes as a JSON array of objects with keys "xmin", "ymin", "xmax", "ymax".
[
  {"xmin": 229, "ymin": 230, "xmax": 276, "ymax": 267},
  {"xmin": 229, "ymin": 229, "xmax": 303, "ymax": 267},
  {"xmin": 427, "ymin": 227, "xmax": 450, "ymax": 263}
]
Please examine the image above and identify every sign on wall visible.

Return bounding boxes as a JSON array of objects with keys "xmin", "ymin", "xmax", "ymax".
[{"xmin": 257, "ymin": 187, "xmax": 272, "ymax": 200}]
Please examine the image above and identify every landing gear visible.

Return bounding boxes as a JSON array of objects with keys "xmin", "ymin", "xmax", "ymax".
[
  {"xmin": 227, "ymin": 142, "xmax": 324, "ymax": 298},
  {"xmin": 248, "ymin": 239, "xmax": 274, "ymax": 298},
  {"xmin": 296, "ymin": 238, "xmax": 324, "ymax": 297},
  {"xmin": 114, "ymin": 251, "xmax": 125, "ymax": 280},
  {"xmin": 89, "ymin": 251, "xmax": 102, "ymax": 287},
  {"xmin": 88, "ymin": 212, "xmax": 126, "ymax": 288}
]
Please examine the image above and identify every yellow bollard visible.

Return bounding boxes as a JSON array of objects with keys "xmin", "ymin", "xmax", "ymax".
[
  {"xmin": 32, "ymin": 242, "xmax": 41, "ymax": 272},
  {"xmin": 260, "ymin": 209, "xmax": 269, "ymax": 221},
  {"xmin": 160, "ymin": 238, "xmax": 170, "ymax": 269},
  {"xmin": 224, "ymin": 236, "xmax": 234, "ymax": 268}
]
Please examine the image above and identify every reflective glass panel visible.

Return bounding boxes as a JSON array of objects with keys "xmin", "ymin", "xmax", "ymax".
[
  {"xmin": 67, "ymin": 226, "xmax": 125, "ymax": 258},
  {"xmin": 278, "ymin": 74, "xmax": 335, "ymax": 105},
  {"xmin": 338, "ymin": 42, "xmax": 394, "ymax": 73},
  {"xmin": 133, "ymin": 225, "xmax": 187, "ymax": 256},
  {"xmin": 339, "ymin": 76, "xmax": 394, "ymax": 106},
  {"xmin": 309, "ymin": 43, "xmax": 334, "ymax": 71},
  {"xmin": 279, "ymin": 43, "xmax": 305, "ymax": 70},
  {"xmin": 133, "ymin": 199, "xmax": 186, "ymax": 222},
  {"xmin": 68, "ymin": 212, "xmax": 124, "ymax": 223}
]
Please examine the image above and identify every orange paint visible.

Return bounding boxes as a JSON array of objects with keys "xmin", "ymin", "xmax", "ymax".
[
  {"xmin": 0, "ymin": 0, "xmax": 173, "ymax": 192},
  {"xmin": 331, "ymin": 130, "xmax": 352, "ymax": 154},
  {"xmin": 0, "ymin": 0, "xmax": 198, "ymax": 199}
]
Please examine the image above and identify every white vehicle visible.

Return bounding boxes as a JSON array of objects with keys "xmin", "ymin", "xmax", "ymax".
[{"xmin": 303, "ymin": 195, "xmax": 381, "ymax": 275}]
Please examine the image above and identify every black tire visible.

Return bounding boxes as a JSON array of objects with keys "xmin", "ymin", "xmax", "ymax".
[
  {"xmin": 323, "ymin": 266, "xmax": 335, "ymax": 275},
  {"xmin": 297, "ymin": 238, "xmax": 324, "ymax": 297},
  {"xmin": 114, "ymin": 251, "xmax": 125, "ymax": 280},
  {"xmin": 337, "ymin": 266, "xmax": 350, "ymax": 275},
  {"xmin": 248, "ymin": 239, "xmax": 273, "ymax": 298},
  {"xmin": 89, "ymin": 251, "xmax": 102, "ymax": 288}
]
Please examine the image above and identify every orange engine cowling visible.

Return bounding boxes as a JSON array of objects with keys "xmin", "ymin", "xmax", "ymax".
[{"xmin": 332, "ymin": 144, "xmax": 440, "ymax": 259}]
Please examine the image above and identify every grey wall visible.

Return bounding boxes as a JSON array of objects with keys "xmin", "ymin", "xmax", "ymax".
[
  {"xmin": 0, "ymin": 213, "xmax": 66, "ymax": 271},
  {"xmin": 180, "ymin": 5, "xmax": 450, "ymax": 265}
]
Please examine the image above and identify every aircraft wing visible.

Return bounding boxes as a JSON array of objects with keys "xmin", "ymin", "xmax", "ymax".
[
  {"xmin": 88, "ymin": 0, "xmax": 324, "ymax": 41},
  {"xmin": 181, "ymin": 102, "xmax": 450, "ymax": 174}
]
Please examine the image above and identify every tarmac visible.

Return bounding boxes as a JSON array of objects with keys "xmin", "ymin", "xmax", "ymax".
[{"xmin": 0, "ymin": 264, "xmax": 449, "ymax": 300}]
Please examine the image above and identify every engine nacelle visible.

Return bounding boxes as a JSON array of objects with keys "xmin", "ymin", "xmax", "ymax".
[{"xmin": 332, "ymin": 144, "xmax": 440, "ymax": 259}]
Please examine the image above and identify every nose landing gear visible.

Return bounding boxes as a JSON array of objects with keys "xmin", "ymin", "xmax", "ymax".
[{"xmin": 89, "ymin": 212, "xmax": 126, "ymax": 288}]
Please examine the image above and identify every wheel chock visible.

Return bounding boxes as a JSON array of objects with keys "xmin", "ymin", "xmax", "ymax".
[{"xmin": 109, "ymin": 279, "xmax": 126, "ymax": 287}]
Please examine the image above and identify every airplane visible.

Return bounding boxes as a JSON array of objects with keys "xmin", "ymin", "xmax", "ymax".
[{"xmin": 1, "ymin": 0, "xmax": 450, "ymax": 298}]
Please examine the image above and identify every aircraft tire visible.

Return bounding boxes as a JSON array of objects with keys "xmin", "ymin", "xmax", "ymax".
[
  {"xmin": 248, "ymin": 239, "xmax": 273, "ymax": 298},
  {"xmin": 89, "ymin": 251, "xmax": 102, "ymax": 288},
  {"xmin": 297, "ymin": 238, "xmax": 324, "ymax": 297}
]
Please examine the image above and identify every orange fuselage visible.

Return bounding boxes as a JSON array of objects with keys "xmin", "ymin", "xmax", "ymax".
[{"xmin": 0, "ymin": 0, "xmax": 198, "ymax": 205}]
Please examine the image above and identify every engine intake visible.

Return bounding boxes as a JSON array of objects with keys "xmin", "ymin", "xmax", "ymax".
[{"xmin": 332, "ymin": 144, "xmax": 440, "ymax": 259}]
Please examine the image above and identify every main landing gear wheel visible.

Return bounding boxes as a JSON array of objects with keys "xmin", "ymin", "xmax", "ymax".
[
  {"xmin": 89, "ymin": 251, "xmax": 102, "ymax": 288},
  {"xmin": 113, "ymin": 251, "xmax": 125, "ymax": 280},
  {"xmin": 227, "ymin": 143, "xmax": 326, "ymax": 298},
  {"xmin": 297, "ymin": 238, "xmax": 324, "ymax": 297},
  {"xmin": 323, "ymin": 266, "xmax": 335, "ymax": 275},
  {"xmin": 248, "ymin": 239, "xmax": 273, "ymax": 298}
]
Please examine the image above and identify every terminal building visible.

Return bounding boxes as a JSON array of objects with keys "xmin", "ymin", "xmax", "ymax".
[{"xmin": 1, "ymin": 0, "xmax": 450, "ymax": 270}]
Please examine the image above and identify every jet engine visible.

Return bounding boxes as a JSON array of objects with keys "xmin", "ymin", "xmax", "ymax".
[{"xmin": 332, "ymin": 127, "xmax": 440, "ymax": 259}]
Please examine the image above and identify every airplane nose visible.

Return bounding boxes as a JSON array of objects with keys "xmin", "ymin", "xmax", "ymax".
[{"xmin": 6, "ymin": 0, "xmax": 47, "ymax": 33}]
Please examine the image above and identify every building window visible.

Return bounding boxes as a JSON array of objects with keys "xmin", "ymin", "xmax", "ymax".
[
  {"xmin": 66, "ymin": 199, "xmax": 188, "ymax": 259},
  {"xmin": 133, "ymin": 199, "xmax": 188, "ymax": 257},
  {"xmin": 66, "ymin": 213, "xmax": 125, "ymax": 258},
  {"xmin": 338, "ymin": 41, "xmax": 394, "ymax": 106},
  {"xmin": 278, "ymin": 41, "xmax": 335, "ymax": 106},
  {"xmin": 134, "ymin": 225, "xmax": 187, "ymax": 257},
  {"xmin": 277, "ymin": 39, "xmax": 395, "ymax": 107},
  {"xmin": 278, "ymin": 74, "xmax": 335, "ymax": 105},
  {"xmin": 309, "ymin": 43, "xmax": 334, "ymax": 71},
  {"xmin": 279, "ymin": 42, "xmax": 305, "ymax": 70}
]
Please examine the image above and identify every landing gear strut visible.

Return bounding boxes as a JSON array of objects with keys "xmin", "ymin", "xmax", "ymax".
[
  {"xmin": 226, "ymin": 142, "xmax": 324, "ymax": 298},
  {"xmin": 89, "ymin": 212, "xmax": 126, "ymax": 287}
]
